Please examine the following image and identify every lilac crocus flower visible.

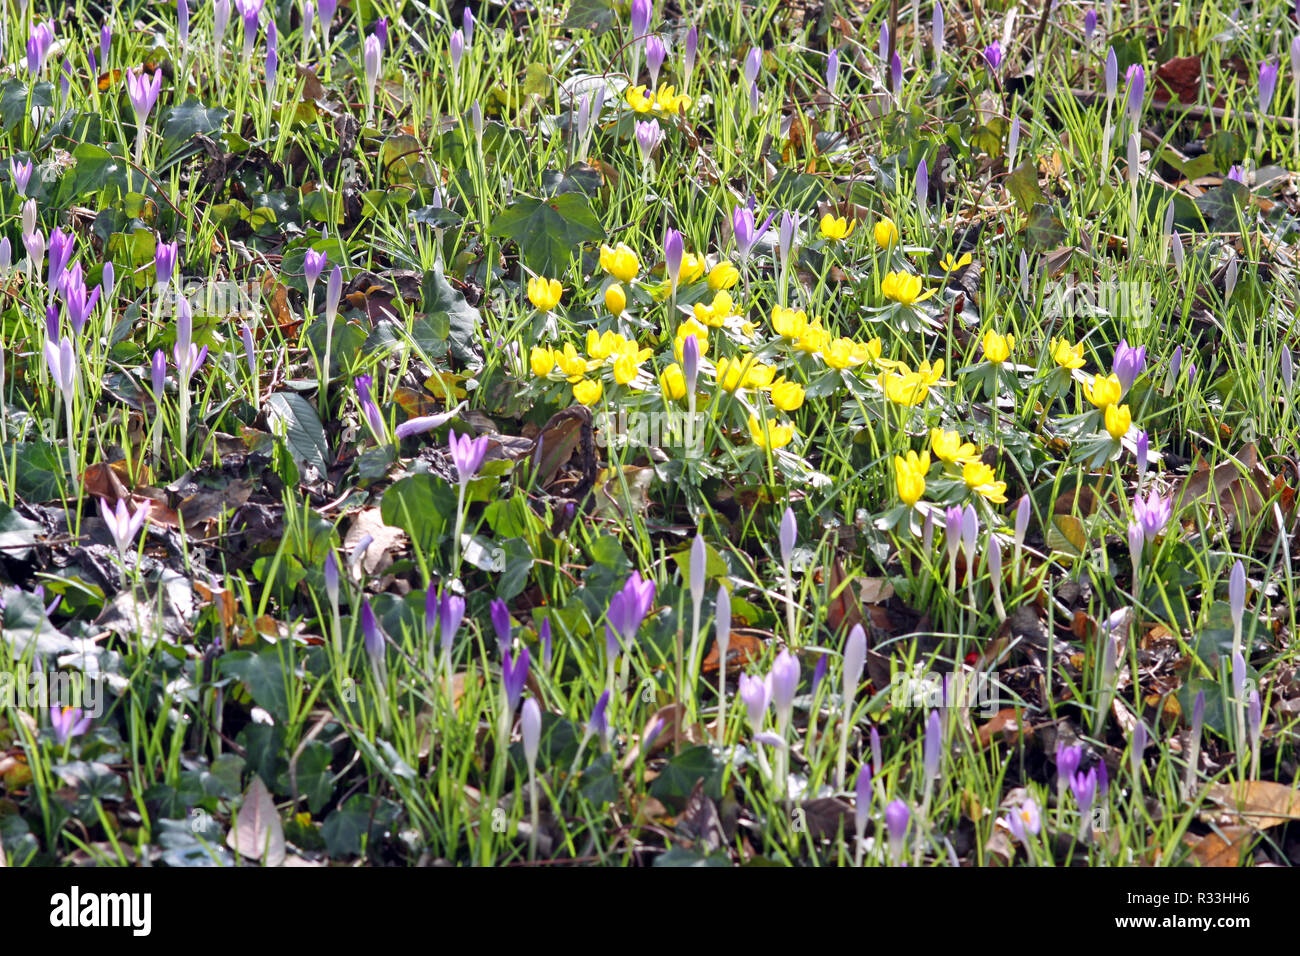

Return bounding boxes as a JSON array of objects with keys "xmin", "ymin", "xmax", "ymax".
[
  {"xmin": 587, "ymin": 689, "xmax": 611, "ymax": 744},
  {"xmin": 646, "ymin": 35, "xmax": 666, "ymax": 86},
  {"xmin": 931, "ymin": 3, "xmax": 944, "ymax": 59},
  {"xmin": 155, "ymin": 240, "xmax": 178, "ymax": 290},
  {"xmin": 539, "ymin": 618, "xmax": 552, "ymax": 669},
  {"xmin": 521, "ymin": 697, "xmax": 541, "ymax": 769},
  {"xmin": 769, "ymin": 650, "xmax": 800, "ymax": 727},
  {"xmin": 777, "ymin": 210, "xmax": 799, "ymax": 274},
  {"xmin": 1105, "ymin": 48, "xmax": 1118, "ymax": 101},
  {"xmin": 237, "ymin": 0, "xmax": 262, "ymax": 60},
  {"xmin": 360, "ymin": 597, "xmax": 384, "ymax": 663},
  {"xmin": 682, "ymin": 333, "xmax": 699, "ymax": 394},
  {"xmin": 854, "ymin": 763, "xmax": 873, "ymax": 834},
  {"xmin": 944, "ymin": 504, "xmax": 963, "ymax": 567},
  {"xmin": 1056, "ymin": 742, "xmax": 1083, "ymax": 781},
  {"xmin": 878, "ymin": 23, "xmax": 890, "ymax": 66},
  {"xmin": 394, "ymin": 409, "xmax": 456, "ymax": 440},
  {"xmin": 266, "ymin": 21, "xmax": 279, "ymax": 88},
  {"xmin": 101, "ymin": 24, "xmax": 113, "ymax": 66},
  {"xmin": 744, "ymin": 47, "xmax": 762, "ymax": 88},
  {"xmin": 50, "ymin": 706, "xmax": 92, "ymax": 745},
  {"xmin": 47, "ymin": 228, "xmax": 74, "ymax": 293},
  {"xmin": 450, "ymin": 29, "xmax": 464, "ymax": 71},
  {"xmin": 318, "ymin": 0, "xmax": 337, "ymax": 32},
  {"xmin": 463, "ymin": 7, "xmax": 475, "ymax": 46},
  {"xmin": 1128, "ymin": 520, "xmax": 1145, "ymax": 572},
  {"xmin": 916, "ymin": 158, "xmax": 928, "ymax": 211},
  {"xmin": 634, "ymin": 119, "xmax": 664, "ymax": 161},
  {"xmin": 738, "ymin": 672, "xmax": 769, "ymax": 733},
  {"xmin": 502, "ymin": 646, "xmax": 530, "ymax": 716},
  {"xmin": 374, "ymin": 17, "xmax": 389, "ymax": 49},
  {"xmin": 810, "ymin": 655, "xmax": 829, "ymax": 699},
  {"xmin": 884, "ymin": 800, "xmax": 910, "ymax": 863},
  {"xmin": 364, "ymin": 34, "xmax": 383, "ymax": 117},
  {"xmin": 99, "ymin": 496, "xmax": 150, "ymax": 555},
  {"xmin": 960, "ymin": 503, "xmax": 978, "ymax": 569},
  {"xmin": 1132, "ymin": 490, "xmax": 1170, "ymax": 543},
  {"xmin": 44, "ymin": 335, "xmax": 77, "ymax": 404},
  {"xmin": 1084, "ymin": 8, "xmax": 1097, "ymax": 40},
  {"xmin": 439, "ymin": 592, "xmax": 465, "ymax": 656},
  {"xmin": 889, "ymin": 53, "xmax": 902, "ymax": 93},
  {"xmin": 303, "ymin": 249, "xmax": 327, "ymax": 297},
  {"xmin": 1229, "ymin": 560, "xmax": 1246, "ymax": 633},
  {"xmin": 630, "ymin": 0, "xmax": 652, "ymax": 39},
  {"xmin": 179, "ymin": 0, "xmax": 191, "ymax": 44},
  {"xmin": 732, "ymin": 200, "xmax": 775, "ymax": 261},
  {"xmin": 779, "ymin": 507, "xmax": 797, "ymax": 569},
  {"xmin": 151, "ymin": 349, "xmax": 167, "ymax": 399},
  {"xmin": 1126, "ymin": 64, "xmax": 1145, "ymax": 123},
  {"xmin": 27, "ymin": 22, "xmax": 56, "ymax": 74},
  {"xmin": 448, "ymin": 428, "xmax": 490, "ymax": 486},
  {"xmin": 1005, "ymin": 797, "xmax": 1040, "ymax": 844},
  {"xmin": 663, "ymin": 228, "xmax": 684, "ymax": 292},
  {"xmin": 1259, "ymin": 60, "xmax": 1280, "ymax": 115},
  {"xmin": 302, "ymin": 1, "xmax": 315, "ymax": 54},
  {"xmin": 1136, "ymin": 430, "xmax": 1149, "ymax": 480},
  {"xmin": 490, "ymin": 598, "xmax": 512, "ymax": 653},
  {"xmin": 1112, "ymin": 338, "xmax": 1146, "ymax": 392},
  {"xmin": 683, "ymin": 24, "xmax": 698, "ymax": 85},
  {"xmin": 10, "ymin": 158, "xmax": 33, "ymax": 196},
  {"xmin": 982, "ymin": 42, "xmax": 1002, "ymax": 73},
  {"xmin": 923, "ymin": 710, "xmax": 942, "ymax": 784},
  {"xmin": 1070, "ymin": 767, "xmax": 1098, "ymax": 817},
  {"xmin": 214, "ymin": 0, "xmax": 231, "ymax": 45},
  {"xmin": 354, "ymin": 374, "xmax": 385, "ymax": 439},
  {"xmin": 606, "ymin": 571, "xmax": 656, "ymax": 651},
  {"xmin": 62, "ymin": 266, "xmax": 101, "ymax": 334},
  {"xmin": 826, "ymin": 49, "xmax": 839, "ymax": 93}
]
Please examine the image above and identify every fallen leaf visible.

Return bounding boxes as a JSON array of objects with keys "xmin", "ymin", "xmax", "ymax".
[
  {"xmin": 1185, "ymin": 827, "xmax": 1254, "ymax": 867},
  {"xmin": 700, "ymin": 631, "xmax": 765, "ymax": 675},
  {"xmin": 1206, "ymin": 781, "xmax": 1300, "ymax": 829},
  {"xmin": 226, "ymin": 776, "xmax": 287, "ymax": 866}
]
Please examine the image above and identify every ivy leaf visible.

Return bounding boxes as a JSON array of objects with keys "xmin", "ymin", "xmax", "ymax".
[
  {"xmin": 562, "ymin": 0, "xmax": 619, "ymax": 33},
  {"xmin": 159, "ymin": 99, "xmax": 231, "ymax": 155},
  {"xmin": 419, "ymin": 262, "xmax": 482, "ymax": 366},
  {"xmin": 488, "ymin": 193, "xmax": 605, "ymax": 275},
  {"xmin": 265, "ymin": 392, "xmax": 330, "ymax": 478}
]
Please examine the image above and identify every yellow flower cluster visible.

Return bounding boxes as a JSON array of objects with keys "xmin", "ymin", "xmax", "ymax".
[
  {"xmin": 625, "ymin": 84, "xmax": 692, "ymax": 115},
  {"xmin": 531, "ymin": 329, "xmax": 654, "ymax": 405},
  {"xmin": 877, "ymin": 359, "xmax": 947, "ymax": 406}
]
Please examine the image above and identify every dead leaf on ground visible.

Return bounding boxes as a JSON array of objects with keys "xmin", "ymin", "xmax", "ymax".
[
  {"xmin": 344, "ymin": 507, "xmax": 408, "ymax": 577},
  {"xmin": 1185, "ymin": 826, "xmax": 1255, "ymax": 867},
  {"xmin": 700, "ymin": 631, "xmax": 765, "ymax": 675},
  {"xmin": 1206, "ymin": 780, "xmax": 1300, "ymax": 829},
  {"xmin": 977, "ymin": 708, "xmax": 1024, "ymax": 748},
  {"xmin": 226, "ymin": 776, "xmax": 287, "ymax": 866}
]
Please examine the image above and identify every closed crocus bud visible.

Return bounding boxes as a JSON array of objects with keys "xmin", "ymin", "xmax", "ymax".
[
  {"xmin": 1131, "ymin": 721, "xmax": 1147, "ymax": 777},
  {"xmin": 440, "ymin": 592, "xmax": 465, "ymax": 655},
  {"xmin": 960, "ymin": 503, "xmax": 978, "ymax": 567},
  {"xmin": 681, "ymin": 327, "xmax": 699, "ymax": 392},
  {"xmin": 1259, "ymin": 60, "xmax": 1280, "ymax": 114},
  {"xmin": 916, "ymin": 158, "xmax": 928, "ymax": 211},
  {"xmin": 325, "ymin": 265, "xmax": 343, "ymax": 322},
  {"xmin": 491, "ymin": 597, "xmax": 512, "ymax": 653},
  {"xmin": 1126, "ymin": 64, "xmax": 1145, "ymax": 122},
  {"xmin": 0, "ymin": 237, "xmax": 10, "ymax": 272},
  {"xmin": 923, "ymin": 709, "xmax": 942, "ymax": 783},
  {"xmin": 1229, "ymin": 560, "xmax": 1246, "ymax": 631},
  {"xmin": 770, "ymin": 650, "xmax": 800, "ymax": 723},
  {"xmin": 715, "ymin": 581, "xmax": 731, "ymax": 661},
  {"xmin": 878, "ymin": 22, "xmax": 889, "ymax": 65},
  {"xmin": 1232, "ymin": 649, "xmax": 1247, "ymax": 698},
  {"xmin": 1171, "ymin": 232, "xmax": 1185, "ymax": 273},
  {"xmin": 265, "ymin": 21, "xmax": 278, "ymax": 86},
  {"xmin": 463, "ymin": 8, "xmax": 475, "ymax": 45},
  {"xmin": 151, "ymin": 348, "xmax": 167, "ymax": 397},
  {"xmin": 1013, "ymin": 494, "xmax": 1030, "ymax": 550},
  {"xmin": 689, "ymin": 533, "xmax": 706, "ymax": 608},
  {"xmin": 854, "ymin": 763, "xmax": 872, "ymax": 833},
  {"xmin": 777, "ymin": 210, "xmax": 798, "ymax": 270},
  {"xmin": 779, "ymin": 507, "xmax": 796, "ymax": 569},
  {"xmin": 1084, "ymin": 8, "xmax": 1097, "ymax": 39},
  {"xmin": 102, "ymin": 261, "xmax": 115, "ymax": 302},
  {"xmin": 744, "ymin": 46, "xmax": 762, "ymax": 87},
  {"xmin": 323, "ymin": 549, "xmax": 339, "ymax": 602},
  {"xmin": 646, "ymin": 35, "xmax": 666, "ymax": 86},
  {"xmin": 1127, "ymin": 520, "xmax": 1144, "ymax": 573},
  {"xmin": 630, "ymin": 0, "xmax": 652, "ymax": 38},
  {"xmin": 1136, "ymin": 431, "xmax": 1149, "ymax": 480},
  {"xmin": 1105, "ymin": 47, "xmax": 1118, "ymax": 100},
  {"xmin": 450, "ymin": 28, "xmax": 464, "ymax": 70},
  {"xmin": 890, "ymin": 52, "xmax": 902, "ymax": 92},
  {"xmin": 361, "ymin": 597, "xmax": 383, "ymax": 662},
  {"xmin": 521, "ymin": 697, "xmax": 541, "ymax": 770},
  {"xmin": 364, "ymin": 33, "xmax": 382, "ymax": 105},
  {"xmin": 664, "ymin": 228, "xmax": 684, "ymax": 290},
  {"xmin": 843, "ymin": 624, "xmax": 866, "ymax": 704},
  {"xmin": 1008, "ymin": 115, "xmax": 1020, "ymax": 164},
  {"xmin": 826, "ymin": 48, "xmax": 839, "ymax": 93},
  {"xmin": 932, "ymin": 2, "xmax": 944, "ymax": 59},
  {"xmin": 988, "ymin": 533, "xmax": 1002, "ymax": 582},
  {"xmin": 539, "ymin": 617, "xmax": 552, "ymax": 669},
  {"xmin": 1282, "ymin": 347, "xmax": 1294, "ymax": 391},
  {"xmin": 944, "ymin": 504, "xmax": 963, "ymax": 565},
  {"xmin": 683, "ymin": 25, "xmax": 698, "ymax": 84},
  {"xmin": 884, "ymin": 800, "xmax": 910, "ymax": 863},
  {"xmin": 738, "ymin": 672, "xmax": 769, "ymax": 733}
]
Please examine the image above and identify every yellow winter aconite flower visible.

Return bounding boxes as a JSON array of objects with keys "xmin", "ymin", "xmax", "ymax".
[
  {"xmin": 894, "ymin": 450, "xmax": 930, "ymax": 506},
  {"xmin": 654, "ymin": 85, "xmax": 692, "ymax": 114},
  {"xmin": 605, "ymin": 282, "xmax": 627, "ymax": 316},
  {"xmin": 1084, "ymin": 373, "xmax": 1123, "ymax": 409},
  {"xmin": 599, "ymin": 243, "xmax": 640, "ymax": 282},
  {"xmin": 879, "ymin": 368, "xmax": 931, "ymax": 406},
  {"xmin": 679, "ymin": 252, "xmax": 707, "ymax": 284},
  {"xmin": 659, "ymin": 363, "xmax": 687, "ymax": 400},
  {"xmin": 822, "ymin": 337, "xmax": 866, "ymax": 369},
  {"xmin": 917, "ymin": 359, "xmax": 947, "ymax": 386},
  {"xmin": 624, "ymin": 85, "xmax": 655, "ymax": 112},
  {"xmin": 530, "ymin": 345, "xmax": 555, "ymax": 378},
  {"xmin": 748, "ymin": 414, "xmax": 795, "ymax": 450},
  {"xmin": 716, "ymin": 355, "xmax": 772, "ymax": 391},
  {"xmin": 673, "ymin": 318, "xmax": 709, "ymax": 360},
  {"xmin": 771, "ymin": 305, "xmax": 808, "ymax": 339},
  {"xmin": 573, "ymin": 378, "xmax": 603, "ymax": 405},
  {"xmin": 769, "ymin": 378, "xmax": 805, "ymax": 411},
  {"xmin": 586, "ymin": 329, "xmax": 622, "ymax": 360},
  {"xmin": 983, "ymin": 330, "xmax": 1014, "ymax": 365},
  {"xmin": 527, "ymin": 277, "xmax": 563, "ymax": 311},
  {"xmin": 708, "ymin": 261, "xmax": 740, "ymax": 290},
  {"xmin": 1049, "ymin": 337, "xmax": 1086, "ymax": 370},
  {"xmin": 930, "ymin": 428, "xmax": 979, "ymax": 466},
  {"xmin": 962, "ymin": 460, "xmax": 1008, "ymax": 504},
  {"xmin": 881, "ymin": 270, "xmax": 935, "ymax": 306},
  {"xmin": 874, "ymin": 217, "xmax": 899, "ymax": 248},
  {"xmin": 819, "ymin": 214, "xmax": 855, "ymax": 241},
  {"xmin": 693, "ymin": 290, "xmax": 737, "ymax": 327},
  {"xmin": 795, "ymin": 321, "xmax": 830, "ymax": 354},
  {"xmin": 555, "ymin": 342, "xmax": 592, "ymax": 381},
  {"xmin": 1105, "ymin": 403, "xmax": 1132, "ymax": 439},
  {"xmin": 940, "ymin": 252, "xmax": 972, "ymax": 272},
  {"xmin": 613, "ymin": 351, "xmax": 640, "ymax": 385}
]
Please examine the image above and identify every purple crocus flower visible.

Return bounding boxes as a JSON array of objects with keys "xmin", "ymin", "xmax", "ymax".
[
  {"xmin": 932, "ymin": 3, "xmax": 944, "ymax": 59},
  {"xmin": 463, "ymin": 8, "xmax": 475, "ymax": 46},
  {"xmin": 1056, "ymin": 742, "xmax": 1084, "ymax": 781},
  {"xmin": 916, "ymin": 158, "xmax": 928, "ymax": 211},
  {"xmin": 1229, "ymin": 559, "xmax": 1246, "ymax": 633},
  {"xmin": 50, "ymin": 706, "xmax": 92, "ymax": 745},
  {"xmin": 732, "ymin": 200, "xmax": 775, "ymax": 261},
  {"xmin": 151, "ymin": 349, "xmax": 167, "ymax": 399},
  {"xmin": 744, "ymin": 47, "xmax": 762, "ymax": 88},
  {"xmin": 890, "ymin": 52, "xmax": 902, "ymax": 92},
  {"xmin": 826, "ymin": 48, "xmax": 839, "ymax": 93},
  {"xmin": 361, "ymin": 597, "xmax": 384, "ymax": 662},
  {"xmin": 982, "ymin": 42, "xmax": 1002, "ymax": 73},
  {"xmin": 682, "ymin": 333, "xmax": 700, "ymax": 394},
  {"xmin": 62, "ymin": 266, "xmax": 102, "ymax": 334},
  {"xmin": 1084, "ymin": 8, "xmax": 1097, "ymax": 40},
  {"xmin": 47, "ymin": 228, "xmax": 74, "ymax": 293},
  {"xmin": 236, "ymin": 0, "xmax": 263, "ymax": 59},
  {"xmin": 439, "ymin": 591, "xmax": 465, "ymax": 655},
  {"xmin": 1132, "ymin": 490, "xmax": 1170, "ymax": 543},
  {"xmin": 1105, "ymin": 47, "xmax": 1118, "ymax": 101},
  {"xmin": 1112, "ymin": 338, "xmax": 1146, "ymax": 392},
  {"xmin": 738, "ymin": 672, "xmax": 769, "ymax": 733},
  {"xmin": 539, "ymin": 618, "xmax": 552, "ymax": 669},
  {"xmin": 450, "ymin": 29, "xmax": 464, "ymax": 70},
  {"xmin": 630, "ymin": 0, "xmax": 652, "ymax": 39},
  {"xmin": 363, "ymin": 34, "xmax": 382, "ymax": 114},
  {"xmin": 502, "ymin": 646, "xmax": 530, "ymax": 716},
  {"xmin": 923, "ymin": 709, "xmax": 942, "ymax": 783},
  {"xmin": 155, "ymin": 240, "xmax": 178, "ymax": 289},
  {"xmin": 854, "ymin": 763, "xmax": 872, "ymax": 833},
  {"xmin": 944, "ymin": 504, "xmax": 963, "ymax": 567},
  {"xmin": 99, "ymin": 495, "xmax": 150, "ymax": 555},
  {"xmin": 634, "ymin": 119, "xmax": 664, "ymax": 161},
  {"xmin": 214, "ymin": 0, "xmax": 231, "ymax": 45},
  {"xmin": 779, "ymin": 506, "xmax": 797, "ymax": 568},
  {"xmin": 10, "ymin": 158, "xmax": 33, "ymax": 196},
  {"xmin": 810, "ymin": 654, "xmax": 829, "ymax": 699},
  {"xmin": 683, "ymin": 25, "xmax": 698, "ymax": 84},
  {"xmin": 777, "ymin": 210, "xmax": 799, "ymax": 273},
  {"xmin": 587, "ymin": 689, "xmax": 611, "ymax": 743},
  {"xmin": 878, "ymin": 22, "xmax": 890, "ymax": 65},
  {"xmin": 27, "ymin": 22, "xmax": 56, "ymax": 74},
  {"xmin": 302, "ymin": 249, "xmax": 327, "ymax": 293},
  {"xmin": 101, "ymin": 24, "xmax": 113, "ymax": 66},
  {"xmin": 607, "ymin": 571, "xmax": 656, "ymax": 651},
  {"xmin": 179, "ymin": 0, "xmax": 191, "ymax": 43},
  {"xmin": 374, "ymin": 17, "xmax": 389, "ymax": 49},
  {"xmin": 884, "ymin": 800, "xmax": 910, "ymax": 863},
  {"xmin": 448, "ymin": 428, "xmax": 490, "ymax": 486},
  {"xmin": 394, "ymin": 410, "xmax": 456, "ymax": 440},
  {"xmin": 1005, "ymin": 797, "xmax": 1041, "ymax": 844},
  {"xmin": 1126, "ymin": 64, "xmax": 1145, "ymax": 123},
  {"xmin": 44, "ymin": 304, "xmax": 59, "ymax": 342},
  {"xmin": 1070, "ymin": 767, "xmax": 1098, "ymax": 817},
  {"xmin": 646, "ymin": 35, "xmax": 666, "ymax": 86},
  {"xmin": 354, "ymin": 374, "xmax": 385, "ymax": 439},
  {"xmin": 1136, "ymin": 430, "xmax": 1149, "ymax": 479},
  {"xmin": 769, "ymin": 650, "xmax": 800, "ymax": 725},
  {"xmin": 1259, "ymin": 60, "xmax": 1280, "ymax": 115},
  {"xmin": 44, "ymin": 335, "xmax": 77, "ymax": 403},
  {"xmin": 664, "ymin": 228, "xmax": 684, "ymax": 291},
  {"xmin": 266, "ymin": 21, "xmax": 279, "ymax": 88},
  {"xmin": 490, "ymin": 598, "xmax": 512, "ymax": 653}
]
